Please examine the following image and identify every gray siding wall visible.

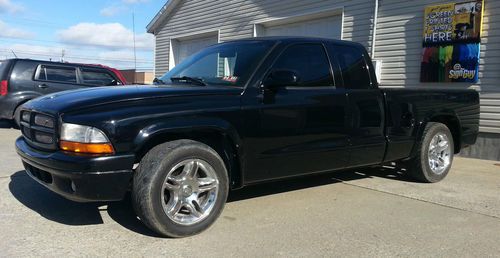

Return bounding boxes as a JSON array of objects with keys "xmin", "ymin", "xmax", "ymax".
[
  {"xmin": 153, "ymin": 0, "xmax": 376, "ymax": 76},
  {"xmin": 153, "ymin": 0, "xmax": 500, "ymax": 134},
  {"xmin": 374, "ymin": 0, "xmax": 500, "ymax": 134}
]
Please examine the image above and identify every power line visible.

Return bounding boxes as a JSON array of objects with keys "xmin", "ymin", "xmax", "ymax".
[
  {"xmin": 0, "ymin": 37, "xmax": 153, "ymax": 58},
  {"xmin": 0, "ymin": 40, "xmax": 154, "ymax": 62},
  {"xmin": 0, "ymin": 49, "xmax": 154, "ymax": 63},
  {"xmin": 0, "ymin": 35, "xmax": 153, "ymax": 50},
  {"xmin": 0, "ymin": 49, "xmax": 153, "ymax": 63}
]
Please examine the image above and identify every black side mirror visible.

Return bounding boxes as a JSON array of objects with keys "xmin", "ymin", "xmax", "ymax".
[{"xmin": 263, "ymin": 70, "xmax": 299, "ymax": 89}]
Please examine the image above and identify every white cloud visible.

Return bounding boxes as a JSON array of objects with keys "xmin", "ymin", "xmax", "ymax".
[
  {"xmin": 0, "ymin": 0, "xmax": 23, "ymax": 13},
  {"xmin": 0, "ymin": 20, "xmax": 34, "ymax": 39},
  {"xmin": 57, "ymin": 22, "xmax": 154, "ymax": 50},
  {"xmin": 100, "ymin": 5, "xmax": 128, "ymax": 17}
]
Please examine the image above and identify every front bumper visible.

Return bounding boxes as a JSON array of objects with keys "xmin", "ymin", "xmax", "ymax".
[{"xmin": 16, "ymin": 137, "xmax": 135, "ymax": 202}]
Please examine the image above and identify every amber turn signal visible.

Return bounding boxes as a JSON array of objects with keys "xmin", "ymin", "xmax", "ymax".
[{"xmin": 60, "ymin": 140, "xmax": 115, "ymax": 154}]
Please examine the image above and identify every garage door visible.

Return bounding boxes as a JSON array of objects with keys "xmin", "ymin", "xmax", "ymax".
[
  {"xmin": 259, "ymin": 15, "xmax": 342, "ymax": 39},
  {"xmin": 172, "ymin": 34, "xmax": 218, "ymax": 67}
]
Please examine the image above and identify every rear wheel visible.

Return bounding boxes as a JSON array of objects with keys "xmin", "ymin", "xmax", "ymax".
[
  {"xmin": 132, "ymin": 140, "xmax": 228, "ymax": 237},
  {"xmin": 405, "ymin": 122, "xmax": 454, "ymax": 183}
]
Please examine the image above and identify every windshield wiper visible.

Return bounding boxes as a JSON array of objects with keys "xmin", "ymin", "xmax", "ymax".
[
  {"xmin": 170, "ymin": 76, "xmax": 207, "ymax": 86},
  {"xmin": 153, "ymin": 77, "xmax": 166, "ymax": 85}
]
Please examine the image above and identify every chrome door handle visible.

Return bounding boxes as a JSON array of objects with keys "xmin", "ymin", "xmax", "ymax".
[{"xmin": 38, "ymin": 84, "xmax": 49, "ymax": 89}]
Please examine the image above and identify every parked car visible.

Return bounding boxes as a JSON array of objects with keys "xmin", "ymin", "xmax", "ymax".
[
  {"xmin": 0, "ymin": 59, "xmax": 127, "ymax": 126},
  {"xmin": 15, "ymin": 37, "xmax": 479, "ymax": 238}
]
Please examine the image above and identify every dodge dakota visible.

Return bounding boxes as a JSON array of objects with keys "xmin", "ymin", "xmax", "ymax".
[{"xmin": 16, "ymin": 37, "xmax": 479, "ymax": 237}]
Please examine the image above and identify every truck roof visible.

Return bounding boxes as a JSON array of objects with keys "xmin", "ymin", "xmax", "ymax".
[{"xmin": 230, "ymin": 36, "xmax": 366, "ymax": 48}]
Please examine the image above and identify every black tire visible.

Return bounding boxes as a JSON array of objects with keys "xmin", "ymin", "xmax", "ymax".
[
  {"xmin": 132, "ymin": 139, "xmax": 229, "ymax": 238},
  {"xmin": 405, "ymin": 122, "xmax": 454, "ymax": 183}
]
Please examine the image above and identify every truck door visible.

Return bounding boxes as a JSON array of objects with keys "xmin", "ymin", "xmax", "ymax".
[
  {"xmin": 329, "ymin": 44, "xmax": 386, "ymax": 167},
  {"xmin": 242, "ymin": 43, "xmax": 350, "ymax": 183}
]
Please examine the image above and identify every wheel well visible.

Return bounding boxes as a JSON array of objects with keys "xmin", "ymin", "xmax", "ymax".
[
  {"xmin": 135, "ymin": 130, "xmax": 242, "ymax": 189},
  {"xmin": 13, "ymin": 100, "xmax": 30, "ymax": 118},
  {"xmin": 429, "ymin": 116, "xmax": 461, "ymax": 153}
]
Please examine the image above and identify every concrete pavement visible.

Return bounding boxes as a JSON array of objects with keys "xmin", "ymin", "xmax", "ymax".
[{"xmin": 0, "ymin": 126, "xmax": 499, "ymax": 257}]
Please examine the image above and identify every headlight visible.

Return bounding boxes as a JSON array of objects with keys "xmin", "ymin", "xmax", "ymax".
[
  {"xmin": 59, "ymin": 123, "xmax": 114, "ymax": 154},
  {"xmin": 61, "ymin": 123, "xmax": 109, "ymax": 143}
]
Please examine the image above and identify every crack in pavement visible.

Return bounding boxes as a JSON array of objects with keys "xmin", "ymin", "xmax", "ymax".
[{"xmin": 331, "ymin": 177, "xmax": 500, "ymax": 221}]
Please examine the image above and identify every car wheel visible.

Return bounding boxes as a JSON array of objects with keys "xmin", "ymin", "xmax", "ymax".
[
  {"xmin": 132, "ymin": 139, "xmax": 228, "ymax": 237},
  {"xmin": 406, "ymin": 122, "xmax": 454, "ymax": 183}
]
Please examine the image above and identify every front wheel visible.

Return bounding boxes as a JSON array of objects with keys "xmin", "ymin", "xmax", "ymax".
[
  {"xmin": 405, "ymin": 122, "xmax": 454, "ymax": 183},
  {"xmin": 132, "ymin": 140, "xmax": 229, "ymax": 237}
]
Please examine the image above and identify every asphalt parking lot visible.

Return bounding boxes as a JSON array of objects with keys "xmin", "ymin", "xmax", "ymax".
[{"xmin": 1, "ymin": 124, "xmax": 499, "ymax": 257}]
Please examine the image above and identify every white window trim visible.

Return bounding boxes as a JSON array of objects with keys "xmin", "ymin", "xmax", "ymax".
[{"xmin": 253, "ymin": 7, "xmax": 345, "ymax": 39}]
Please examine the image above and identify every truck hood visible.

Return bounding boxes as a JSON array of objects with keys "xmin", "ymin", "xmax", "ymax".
[{"xmin": 23, "ymin": 85, "xmax": 242, "ymax": 114}]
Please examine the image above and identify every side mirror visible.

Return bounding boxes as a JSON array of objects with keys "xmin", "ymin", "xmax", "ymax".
[{"xmin": 263, "ymin": 70, "xmax": 299, "ymax": 89}]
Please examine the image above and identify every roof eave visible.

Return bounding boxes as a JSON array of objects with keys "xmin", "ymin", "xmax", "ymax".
[{"xmin": 146, "ymin": 0, "xmax": 181, "ymax": 34}]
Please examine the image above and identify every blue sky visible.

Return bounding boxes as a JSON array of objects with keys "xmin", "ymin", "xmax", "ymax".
[{"xmin": 0, "ymin": 0, "xmax": 164, "ymax": 70}]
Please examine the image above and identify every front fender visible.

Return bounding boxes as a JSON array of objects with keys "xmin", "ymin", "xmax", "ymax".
[
  {"xmin": 133, "ymin": 117, "xmax": 242, "ymax": 152},
  {"xmin": 132, "ymin": 117, "xmax": 244, "ymax": 188}
]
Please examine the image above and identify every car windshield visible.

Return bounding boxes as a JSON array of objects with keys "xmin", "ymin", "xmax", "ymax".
[{"xmin": 159, "ymin": 41, "xmax": 275, "ymax": 87}]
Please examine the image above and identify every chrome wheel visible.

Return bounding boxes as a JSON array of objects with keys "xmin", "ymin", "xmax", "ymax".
[
  {"xmin": 161, "ymin": 159, "xmax": 219, "ymax": 226},
  {"xmin": 428, "ymin": 133, "xmax": 451, "ymax": 175}
]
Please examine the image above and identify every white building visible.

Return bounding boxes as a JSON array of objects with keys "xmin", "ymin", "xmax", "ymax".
[{"xmin": 147, "ymin": 0, "xmax": 500, "ymax": 160}]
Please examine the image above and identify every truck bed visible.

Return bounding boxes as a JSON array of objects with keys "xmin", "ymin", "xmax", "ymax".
[{"xmin": 382, "ymin": 88, "xmax": 480, "ymax": 162}]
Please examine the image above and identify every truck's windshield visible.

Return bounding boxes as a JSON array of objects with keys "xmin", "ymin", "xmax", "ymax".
[{"xmin": 159, "ymin": 41, "xmax": 275, "ymax": 87}]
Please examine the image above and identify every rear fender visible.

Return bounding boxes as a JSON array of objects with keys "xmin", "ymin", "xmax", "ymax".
[{"xmin": 408, "ymin": 110, "xmax": 462, "ymax": 158}]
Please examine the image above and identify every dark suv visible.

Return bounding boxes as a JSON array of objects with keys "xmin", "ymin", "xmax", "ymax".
[{"xmin": 0, "ymin": 59, "xmax": 127, "ymax": 125}]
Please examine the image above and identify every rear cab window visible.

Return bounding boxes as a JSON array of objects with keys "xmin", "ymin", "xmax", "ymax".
[
  {"xmin": 271, "ymin": 43, "xmax": 334, "ymax": 87},
  {"xmin": 329, "ymin": 44, "xmax": 372, "ymax": 89},
  {"xmin": 80, "ymin": 68, "xmax": 118, "ymax": 86},
  {"xmin": 36, "ymin": 65, "xmax": 77, "ymax": 83}
]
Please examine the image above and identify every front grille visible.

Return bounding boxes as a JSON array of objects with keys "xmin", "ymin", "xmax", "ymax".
[{"xmin": 20, "ymin": 110, "xmax": 58, "ymax": 150}]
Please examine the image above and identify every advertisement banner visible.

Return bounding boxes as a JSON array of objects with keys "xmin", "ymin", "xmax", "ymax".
[{"xmin": 420, "ymin": 1, "xmax": 484, "ymax": 83}]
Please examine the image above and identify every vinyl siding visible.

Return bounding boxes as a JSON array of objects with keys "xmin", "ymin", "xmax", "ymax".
[
  {"xmin": 374, "ymin": 0, "xmax": 500, "ymax": 133},
  {"xmin": 153, "ymin": 0, "xmax": 376, "ymax": 77},
  {"xmin": 152, "ymin": 0, "xmax": 500, "ymax": 134}
]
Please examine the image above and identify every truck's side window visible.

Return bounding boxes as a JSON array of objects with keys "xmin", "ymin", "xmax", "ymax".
[
  {"xmin": 80, "ymin": 68, "xmax": 117, "ymax": 86},
  {"xmin": 334, "ymin": 46, "xmax": 371, "ymax": 89},
  {"xmin": 272, "ymin": 44, "xmax": 333, "ymax": 87},
  {"xmin": 37, "ymin": 65, "xmax": 77, "ymax": 83}
]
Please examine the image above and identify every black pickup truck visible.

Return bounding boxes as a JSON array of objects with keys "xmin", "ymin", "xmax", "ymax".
[{"xmin": 16, "ymin": 37, "xmax": 479, "ymax": 237}]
